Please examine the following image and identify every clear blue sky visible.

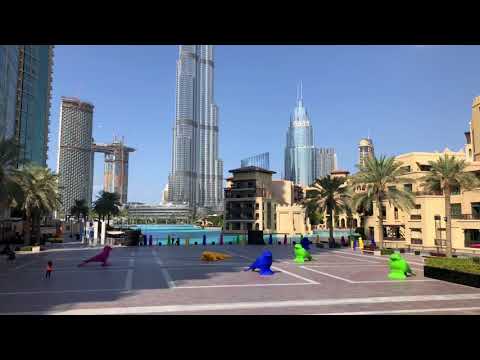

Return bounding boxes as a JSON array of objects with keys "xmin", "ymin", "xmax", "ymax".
[{"xmin": 47, "ymin": 45, "xmax": 480, "ymax": 204}]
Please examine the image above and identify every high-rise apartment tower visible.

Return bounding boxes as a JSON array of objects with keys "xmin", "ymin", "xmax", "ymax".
[{"xmin": 57, "ymin": 97, "xmax": 94, "ymax": 217}]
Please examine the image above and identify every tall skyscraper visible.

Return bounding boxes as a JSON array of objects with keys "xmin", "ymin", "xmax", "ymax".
[
  {"xmin": 0, "ymin": 45, "xmax": 19, "ymax": 140},
  {"xmin": 284, "ymin": 84, "xmax": 316, "ymax": 187},
  {"xmin": 93, "ymin": 137, "xmax": 135, "ymax": 205},
  {"xmin": 161, "ymin": 184, "xmax": 169, "ymax": 204},
  {"xmin": 241, "ymin": 152, "xmax": 270, "ymax": 170},
  {"xmin": 57, "ymin": 97, "xmax": 94, "ymax": 216},
  {"xmin": 15, "ymin": 45, "xmax": 54, "ymax": 166},
  {"xmin": 168, "ymin": 45, "xmax": 223, "ymax": 214},
  {"xmin": 359, "ymin": 137, "xmax": 375, "ymax": 168},
  {"xmin": 314, "ymin": 148, "xmax": 336, "ymax": 179}
]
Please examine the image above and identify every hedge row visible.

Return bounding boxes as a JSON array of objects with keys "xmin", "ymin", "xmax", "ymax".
[{"xmin": 425, "ymin": 257, "xmax": 480, "ymax": 275}]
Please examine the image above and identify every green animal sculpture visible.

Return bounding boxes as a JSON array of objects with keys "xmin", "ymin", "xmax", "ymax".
[
  {"xmin": 388, "ymin": 253, "xmax": 414, "ymax": 280},
  {"xmin": 294, "ymin": 244, "xmax": 312, "ymax": 263}
]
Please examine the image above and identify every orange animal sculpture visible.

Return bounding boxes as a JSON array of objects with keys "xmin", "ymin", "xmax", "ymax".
[{"xmin": 201, "ymin": 251, "xmax": 232, "ymax": 262}]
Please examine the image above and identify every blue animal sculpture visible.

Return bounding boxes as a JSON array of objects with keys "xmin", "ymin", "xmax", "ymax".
[{"xmin": 245, "ymin": 250, "xmax": 274, "ymax": 276}]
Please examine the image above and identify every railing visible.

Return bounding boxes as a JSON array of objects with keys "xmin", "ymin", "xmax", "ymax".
[
  {"xmin": 225, "ymin": 188, "xmax": 265, "ymax": 199},
  {"xmin": 451, "ymin": 214, "xmax": 480, "ymax": 220},
  {"xmin": 411, "ymin": 238, "xmax": 423, "ymax": 245},
  {"xmin": 384, "ymin": 237, "xmax": 405, "ymax": 241}
]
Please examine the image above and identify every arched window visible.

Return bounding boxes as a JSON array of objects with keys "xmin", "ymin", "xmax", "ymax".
[
  {"xmin": 255, "ymin": 223, "xmax": 260, "ymax": 230},
  {"xmin": 353, "ymin": 219, "xmax": 358, "ymax": 228},
  {"xmin": 340, "ymin": 219, "xmax": 346, "ymax": 228}
]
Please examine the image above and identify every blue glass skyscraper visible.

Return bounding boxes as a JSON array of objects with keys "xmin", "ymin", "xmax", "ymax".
[
  {"xmin": 0, "ymin": 46, "xmax": 19, "ymax": 140},
  {"xmin": 284, "ymin": 86, "xmax": 316, "ymax": 187},
  {"xmin": 241, "ymin": 152, "xmax": 270, "ymax": 170},
  {"xmin": 15, "ymin": 45, "xmax": 54, "ymax": 166}
]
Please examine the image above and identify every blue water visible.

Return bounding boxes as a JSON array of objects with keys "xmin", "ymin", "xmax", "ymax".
[
  {"xmin": 131, "ymin": 224, "xmax": 332, "ymax": 245},
  {"xmin": 132, "ymin": 225, "xmax": 234, "ymax": 245},
  {"xmin": 313, "ymin": 229, "xmax": 357, "ymax": 238}
]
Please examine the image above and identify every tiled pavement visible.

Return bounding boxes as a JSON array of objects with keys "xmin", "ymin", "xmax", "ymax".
[{"xmin": 1, "ymin": 244, "xmax": 480, "ymax": 315}]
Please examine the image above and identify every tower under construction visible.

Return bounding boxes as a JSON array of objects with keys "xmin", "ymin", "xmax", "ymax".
[{"xmin": 93, "ymin": 136, "xmax": 135, "ymax": 204}]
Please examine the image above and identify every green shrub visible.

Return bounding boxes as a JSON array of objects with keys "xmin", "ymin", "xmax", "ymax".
[
  {"xmin": 19, "ymin": 246, "xmax": 32, "ymax": 251},
  {"xmin": 48, "ymin": 238, "xmax": 63, "ymax": 243},
  {"xmin": 425, "ymin": 257, "xmax": 480, "ymax": 275},
  {"xmin": 381, "ymin": 249, "xmax": 394, "ymax": 255}
]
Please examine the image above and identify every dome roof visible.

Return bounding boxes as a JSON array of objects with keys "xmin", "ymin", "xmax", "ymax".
[{"xmin": 359, "ymin": 138, "xmax": 371, "ymax": 147}]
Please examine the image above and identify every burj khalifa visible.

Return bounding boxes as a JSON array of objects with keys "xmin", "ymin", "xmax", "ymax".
[{"xmin": 168, "ymin": 45, "xmax": 224, "ymax": 214}]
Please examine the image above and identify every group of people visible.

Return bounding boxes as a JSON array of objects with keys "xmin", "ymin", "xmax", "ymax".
[{"xmin": 0, "ymin": 244, "xmax": 16, "ymax": 261}]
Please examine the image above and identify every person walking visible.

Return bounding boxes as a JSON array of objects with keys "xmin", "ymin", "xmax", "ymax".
[{"xmin": 45, "ymin": 261, "xmax": 53, "ymax": 279}]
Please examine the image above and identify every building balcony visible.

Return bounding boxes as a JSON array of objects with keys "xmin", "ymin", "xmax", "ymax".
[
  {"xmin": 410, "ymin": 238, "xmax": 423, "ymax": 245},
  {"xmin": 224, "ymin": 188, "xmax": 265, "ymax": 199},
  {"xmin": 451, "ymin": 213, "xmax": 480, "ymax": 220},
  {"xmin": 224, "ymin": 219, "xmax": 255, "ymax": 222},
  {"xmin": 384, "ymin": 237, "xmax": 405, "ymax": 241}
]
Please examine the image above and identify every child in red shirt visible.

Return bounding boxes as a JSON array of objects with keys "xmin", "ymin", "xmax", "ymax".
[{"xmin": 45, "ymin": 261, "xmax": 53, "ymax": 279}]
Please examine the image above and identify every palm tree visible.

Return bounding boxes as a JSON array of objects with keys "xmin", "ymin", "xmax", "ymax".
[
  {"xmin": 11, "ymin": 165, "xmax": 61, "ymax": 244},
  {"xmin": 0, "ymin": 138, "xmax": 22, "ymax": 209},
  {"xmin": 303, "ymin": 176, "xmax": 352, "ymax": 248},
  {"xmin": 352, "ymin": 155, "xmax": 415, "ymax": 250},
  {"xmin": 70, "ymin": 199, "xmax": 89, "ymax": 221},
  {"xmin": 93, "ymin": 191, "xmax": 121, "ymax": 228},
  {"xmin": 421, "ymin": 154, "xmax": 479, "ymax": 257}
]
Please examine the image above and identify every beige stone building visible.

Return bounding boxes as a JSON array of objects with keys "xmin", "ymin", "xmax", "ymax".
[
  {"xmin": 361, "ymin": 96, "xmax": 480, "ymax": 253},
  {"xmin": 224, "ymin": 167, "xmax": 310, "ymax": 235}
]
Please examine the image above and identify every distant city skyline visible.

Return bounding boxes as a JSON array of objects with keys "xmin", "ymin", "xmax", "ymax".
[
  {"xmin": 241, "ymin": 152, "xmax": 270, "ymax": 170},
  {"xmin": 45, "ymin": 45, "xmax": 480, "ymax": 203}
]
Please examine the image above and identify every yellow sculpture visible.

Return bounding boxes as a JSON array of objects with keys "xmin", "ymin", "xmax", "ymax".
[
  {"xmin": 201, "ymin": 251, "xmax": 232, "ymax": 262},
  {"xmin": 359, "ymin": 237, "xmax": 364, "ymax": 250}
]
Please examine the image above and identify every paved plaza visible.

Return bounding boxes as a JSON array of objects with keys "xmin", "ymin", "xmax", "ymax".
[{"xmin": 1, "ymin": 244, "xmax": 480, "ymax": 314}]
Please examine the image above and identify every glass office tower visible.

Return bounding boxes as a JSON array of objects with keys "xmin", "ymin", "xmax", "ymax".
[
  {"xmin": 0, "ymin": 45, "xmax": 19, "ymax": 140},
  {"xmin": 241, "ymin": 152, "xmax": 270, "ymax": 170},
  {"xmin": 15, "ymin": 45, "xmax": 54, "ymax": 166},
  {"xmin": 284, "ymin": 91, "xmax": 316, "ymax": 187},
  {"xmin": 314, "ymin": 148, "xmax": 337, "ymax": 179}
]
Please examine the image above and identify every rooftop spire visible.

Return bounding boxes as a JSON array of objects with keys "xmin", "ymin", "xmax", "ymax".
[{"xmin": 300, "ymin": 80, "xmax": 303, "ymax": 101}]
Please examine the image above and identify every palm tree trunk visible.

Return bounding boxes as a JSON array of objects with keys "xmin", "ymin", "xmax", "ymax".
[
  {"xmin": 24, "ymin": 210, "xmax": 32, "ymax": 245},
  {"xmin": 376, "ymin": 198, "xmax": 384, "ymax": 250},
  {"xmin": 328, "ymin": 208, "xmax": 334, "ymax": 248},
  {"xmin": 34, "ymin": 212, "xmax": 41, "ymax": 244},
  {"xmin": 444, "ymin": 187, "xmax": 452, "ymax": 257}
]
